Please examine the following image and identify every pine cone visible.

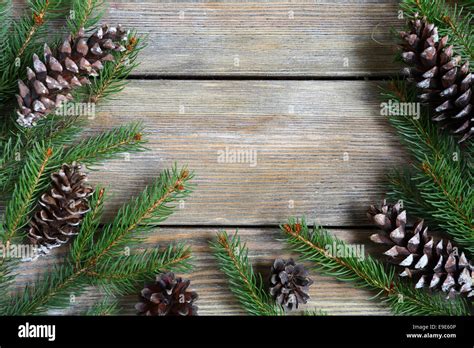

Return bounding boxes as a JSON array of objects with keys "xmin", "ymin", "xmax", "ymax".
[
  {"xmin": 28, "ymin": 162, "xmax": 94, "ymax": 256},
  {"xmin": 135, "ymin": 273, "xmax": 198, "ymax": 316},
  {"xmin": 368, "ymin": 200, "xmax": 473, "ymax": 298},
  {"xmin": 400, "ymin": 14, "xmax": 473, "ymax": 143},
  {"xmin": 269, "ymin": 258, "xmax": 313, "ymax": 310},
  {"xmin": 16, "ymin": 24, "xmax": 128, "ymax": 127}
]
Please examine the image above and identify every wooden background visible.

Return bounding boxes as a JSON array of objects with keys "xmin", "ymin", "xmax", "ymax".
[{"xmin": 14, "ymin": 0, "xmax": 410, "ymax": 315}]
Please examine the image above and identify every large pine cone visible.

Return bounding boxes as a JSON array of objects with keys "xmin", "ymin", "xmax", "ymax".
[
  {"xmin": 400, "ymin": 14, "xmax": 473, "ymax": 143},
  {"xmin": 135, "ymin": 273, "xmax": 198, "ymax": 316},
  {"xmin": 269, "ymin": 258, "xmax": 313, "ymax": 310},
  {"xmin": 368, "ymin": 200, "xmax": 473, "ymax": 298},
  {"xmin": 17, "ymin": 24, "xmax": 128, "ymax": 127},
  {"xmin": 28, "ymin": 162, "xmax": 93, "ymax": 256}
]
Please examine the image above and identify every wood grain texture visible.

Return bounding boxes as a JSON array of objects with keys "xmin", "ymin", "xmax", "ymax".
[
  {"xmin": 99, "ymin": 0, "xmax": 403, "ymax": 76},
  {"xmin": 85, "ymin": 79, "xmax": 407, "ymax": 226},
  {"xmin": 7, "ymin": 1, "xmax": 408, "ymax": 316},
  {"xmin": 12, "ymin": 227, "xmax": 391, "ymax": 315}
]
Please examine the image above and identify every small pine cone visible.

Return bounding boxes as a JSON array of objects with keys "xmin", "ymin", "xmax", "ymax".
[
  {"xmin": 400, "ymin": 14, "xmax": 473, "ymax": 143},
  {"xmin": 28, "ymin": 162, "xmax": 94, "ymax": 256},
  {"xmin": 368, "ymin": 200, "xmax": 473, "ymax": 298},
  {"xmin": 269, "ymin": 258, "xmax": 313, "ymax": 310},
  {"xmin": 16, "ymin": 24, "xmax": 128, "ymax": 127},
  {"xmin": 135, "ymin": 273, "xmax": 198, "ymax": 316}
]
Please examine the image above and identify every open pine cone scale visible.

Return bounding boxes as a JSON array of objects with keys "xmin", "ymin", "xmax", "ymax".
[
  {"xmin": 400, "ymin": 13, "xmax": 473, "ymax": 143},
  {"xmin": 368, "ymin": 200, "xmax": 473, "ymax": 298},
  {"xmin": 17, "ymin": 25, "xmax": 128, "ymax": 127},
  {"xmin": 28, "ymin": 162, "xmax": 94, "ymax": 256}
]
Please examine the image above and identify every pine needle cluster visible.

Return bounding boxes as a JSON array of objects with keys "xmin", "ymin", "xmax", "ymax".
[{"xmin": 281, "ymin": 218, "xmax": 470, "ymax": 316}]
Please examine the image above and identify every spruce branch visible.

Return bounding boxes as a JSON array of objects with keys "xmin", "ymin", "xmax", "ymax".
[
  {"xmin": 70, "ymin": 187, "xmax": 106, "ymax": 264},
  {"xmin": 87, "ymin": 245, "xmax": 192, "ymax": 296},
  {"xmin": 67, "ymin": 0, "xmax": 105, "ymax": 36},
  {"xmin": 3, "ymin": 262, "xmax": 88, "ymax": 315},
  {"xmin": 382, "ymin": 80, "xmax": 474, "ymax": 255},
  {"xmin": 2, "ymin": 143, "xmax": 58, "ymax": 243},
  {"xmin": 1, "ymin": 165, "xmax": 194, "ymax": 315},
  {"xmin": 93, "ymin": 166, "xmax": 193, "ymax": 259},
  {"xmin": 85, "ymin": 297, "xmax": 119, "ymax": 316},
  {"xmin": 83, "ymin": 33, "xmax": 145, "ymax": 104},
  {"xmin": 60, "ymin": 122, "xmax": 146, "ymax": 169},
  {"xmin": 210, "ymin": 231, "xmax": 284, "ymax": 316},
  {"xmin": 281, "ymin": 218, "xmax": 470, "ymax": 316},
  {"xmin": 0, "ymin": 0, "xmax": 67, "ymax": 105},
  {"xmin": 0, "ymin": 134, "xmax": 24, "ymax": 194},
  {"xmin": 0, "ymin": 122, "xmax": 146, "ymax": 198},
  {"xmin": 400, "ymin": 0, "xmax": 473, "ymax": 66},
  {"xmin": 0, "ymin": 33, "xmax": 146, "ymax": 194},
  {"xmin": 0, "ymin": 1, "xmax": 13, "ymax": 66}
]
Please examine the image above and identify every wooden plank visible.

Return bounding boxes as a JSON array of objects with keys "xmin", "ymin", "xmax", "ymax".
[
  {"xmin": 97, "ymin": 0, "xmax": 403, "ymax": 76},
  {"xmin": 12, "ymin": 227, "xmax": 391, "ymax": 315},
  {"xmin": 84, "ymin": 80, "xmax": 407, "ymax": 226}
]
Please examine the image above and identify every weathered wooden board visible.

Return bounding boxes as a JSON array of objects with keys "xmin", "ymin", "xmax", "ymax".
[
  {"xmin": 100, "ymin": 0, "xmax": 403, "ymax": 76},
  {"xmin": 7, "ymin": 1, "xmax": 408, "ymax": 316},
  {"xmin": 85, "ymin": 80, "xmax": 407, "ymax": 226},
  {"xmin": 9, "ymin": 0, "xmax": 399, "ymax": 76},
  {"xmin": 12, "ymin": 227, "xmax": 391, "ymax": 315}
]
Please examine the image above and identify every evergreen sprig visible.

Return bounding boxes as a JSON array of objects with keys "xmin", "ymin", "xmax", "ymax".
[
  {"xmin": 281, "ymin": 218, "xmax": 470, "ymax": 316},
  {"xmin": 382, "ymin": 80, "xmax": 474, "ymax": 256},
  {"xmin": 67, "ymin": 0, "xmax": 105, "ymax": 36},
  {"xmin": 400, "ymin": 0, "xmax": 473, "ymax": 67},
  {"xmin": 0, "ymin": 0, "xmax": 68, "ymax": 106},
  {"xmin": 85, "ymin": 297, "xmax": 119, "ymax": 316},
  {"xmin": 82, "ymin": 33, "xmax": 145, "ymax": 104},
  {"xmin": 1, "ymin": 166, "xmax": 194, "ymax": 315},
  {"xmin": 93, "ymin": 166, "xmax": 193, "ymax": 259},
  {"xmin": 2, "ymin": 143, "xmax": 59, "ymax": 243},
  {"xmin": 61, "ymin": 122, "xmax": 146, "ymax": 168},
  {"xmin": 210, "ymin": 231, "xmax": 284, "ymax": 316}
]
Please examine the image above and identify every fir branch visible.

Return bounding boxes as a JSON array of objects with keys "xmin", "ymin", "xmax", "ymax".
[
  {"xmin": 87, "ymin": 245, "xmax": 192, "ymax": 296},
  {"xmin": 0, "ymin": 34, "xmax": 146, "ymax": 193},
  {"xmin": 70, "ymin": 187, "xmax": 106, "ymax": 264},
  {"xmin": 1, "ymin": 143, "xmax": 58, "ymax": 243},
  {"xmin": 0, "ymin": 1, "xmax": 13, "ymax": 66},
  {"xmin": 210, "ymin": 231, "xmax": 284, "ymax": 316},
  {"xmin": 382, "ymin": 80, "xmax": 474, "ymax": 256},
  {"xmin": 60, "ymin": 122, "xmax": 146, "ymax": 169},
  {"xmin": 84, "ymin": 33, "xmax": 145, "ymax": 104},
  {"xmin": 0, "ymin": 0, "xmax": 67, "ymax": 105},
  {"xmin": 281, "ymin": 218, "xmax": 470, "ymax": 316},
  {"xmin": 0, "ymin": 134, "xmax": 24, "ymax": 194},
  {"xmin": 92, "ymin": 166, "xmax": 193, "ymax": 259},
  {"xmin": 67, "ymin": 0, "xmax": 105, "ymax": 36},
  {"xmin": 2, "ymin": 262, "xmax": 88, "ymax": 315},
  {"xmin": 85, "ymin": 297, "xmax": 119, "ymax": 316},
  {"xmin": 400, "ymin": 0, "xmax": 474, "ymax": 66},
  {"xmin": 0, "ymin": 252, "xmax": 17, "ymax": 302},
  {"xmin": 0, "ymin": 122, "xmax": 145, "ymax": 198},
  {"xmin": 1, "ymin": 165, "xmax": 194, "ymax": 315}
]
